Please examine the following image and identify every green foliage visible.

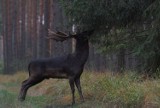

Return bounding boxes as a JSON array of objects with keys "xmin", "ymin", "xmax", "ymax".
[
  {"xmin": 136, "ymin": 0, "xmax": 160, "ymax": 72},
  {"xmin": 59, "ymin": 0, "xmax": 160, "ymax": 74},
  {"xmin": 60, "ymin": 0, "xmax": 152, "ymax": 29}
]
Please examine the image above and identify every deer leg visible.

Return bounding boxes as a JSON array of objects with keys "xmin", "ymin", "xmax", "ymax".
[
  {"xmin": 69, "ymin": 78, "xmax": 75, "ymax": 105},
  {"xmin": 18, "ymin": 77, "xmax": 43, "ymax": 101},
  {"xmin": 75, "ymin": 78, "xmax": 84, "ymax": 102}
]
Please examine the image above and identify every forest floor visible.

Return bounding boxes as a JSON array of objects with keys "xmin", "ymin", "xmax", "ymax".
[{"xmin": 0, "ymin": 71, "xmax": 160, "ymax": 108}]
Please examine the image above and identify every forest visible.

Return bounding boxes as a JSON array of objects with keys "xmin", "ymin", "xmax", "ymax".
[
  {"xmin": 0, "ymin": 0, "xmax": 160, "ymax": 75},
  {"xmin": 0, "ymin": 0, "xmax": 160, "ymax": 108}
]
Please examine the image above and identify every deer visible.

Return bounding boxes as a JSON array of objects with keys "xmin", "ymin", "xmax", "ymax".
[{"xmin": 18, "ymin": 29, "xmax": 94, "ymax": 105}]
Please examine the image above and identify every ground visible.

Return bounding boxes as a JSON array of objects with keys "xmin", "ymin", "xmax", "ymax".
[{"xmin": 0, "ymin": 71, "xmax": 160, "ymax": 108}]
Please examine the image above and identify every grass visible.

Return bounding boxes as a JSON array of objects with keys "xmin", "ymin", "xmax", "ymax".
[
  {"xmin": 0, "ymin": 71, "xmax": 160, "ymax": 108},
  {"xmin": 0, "ymin": 90, "xmax": 47, "ymax": 108}
]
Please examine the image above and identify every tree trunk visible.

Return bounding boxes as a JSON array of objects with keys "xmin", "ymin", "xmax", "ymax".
[
  {"xmin": 38, "ymin": 0, "xmax": 45, "ymax": 57},
  {"xmin": 3, "ymin": 0, "xmax": 14, "ymax": 74},
  {"xmin": 44, "ymin": 0, "xmax": 51, "ymax": 57},
  {"xmin": 117, "ymin": 48, "xmax": 125, "ymax": 73}
]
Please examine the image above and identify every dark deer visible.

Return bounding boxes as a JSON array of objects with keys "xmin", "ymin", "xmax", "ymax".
[{"xmin": 18, "ymin": 29, "xmax": 94, "ymax": 105}]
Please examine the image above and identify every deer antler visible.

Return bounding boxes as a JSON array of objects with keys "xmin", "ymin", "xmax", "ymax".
[
  {"xmin": 56, "ymin": 30, "xmax": 68, "ymax": 37},
  {"xmin": 47, "ymin": 29, "xmax": 73, "ymax": 42}
]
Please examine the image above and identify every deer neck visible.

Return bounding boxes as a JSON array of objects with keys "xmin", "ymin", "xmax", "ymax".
[{"xmin": 74, "ymin": 39, "xmax": 89, "ymax": 65}]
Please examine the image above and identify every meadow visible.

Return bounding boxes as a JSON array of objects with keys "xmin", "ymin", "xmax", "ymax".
[{"xmin": 0, "ymin": 71, "xmax": 160, "ymax": 108}]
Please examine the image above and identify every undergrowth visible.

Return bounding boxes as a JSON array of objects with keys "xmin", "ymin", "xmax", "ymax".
[{"xmin": 0, "ymin": 71, "xmax": 160, "ymax": 108}]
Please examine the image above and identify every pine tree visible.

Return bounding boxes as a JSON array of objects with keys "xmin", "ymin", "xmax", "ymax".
[{"xmin": 60, "ymin": 0, "xmax": 160, "ymax": 74}]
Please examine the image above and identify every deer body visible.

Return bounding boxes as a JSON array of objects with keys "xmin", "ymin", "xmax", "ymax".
[
  {"xmin": 28, "ymin": 39, "xmax": 89, "ymax": 79},
  {"xmin": 18, "ymin": 30, "xmax": 93, "ymax": 105}
]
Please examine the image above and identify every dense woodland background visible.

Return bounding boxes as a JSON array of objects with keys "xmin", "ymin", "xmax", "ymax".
[{"xmin": 0, "ymin": 0, "xmax": 160, "ymax": 76}]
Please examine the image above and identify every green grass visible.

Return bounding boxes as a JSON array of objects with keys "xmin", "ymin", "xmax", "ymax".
[
  {"xmin": 0, "ymin": 90, "xmax": 48, "ymax": 108},
  {"xmin": 0, "ymin": 72, "xmax": 160, "ymax": 108}
]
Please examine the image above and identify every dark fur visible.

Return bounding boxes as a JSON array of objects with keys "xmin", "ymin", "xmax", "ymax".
[{"xmin": 18, "ymin": 30, "xmax": 94, "ymax": 105}]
